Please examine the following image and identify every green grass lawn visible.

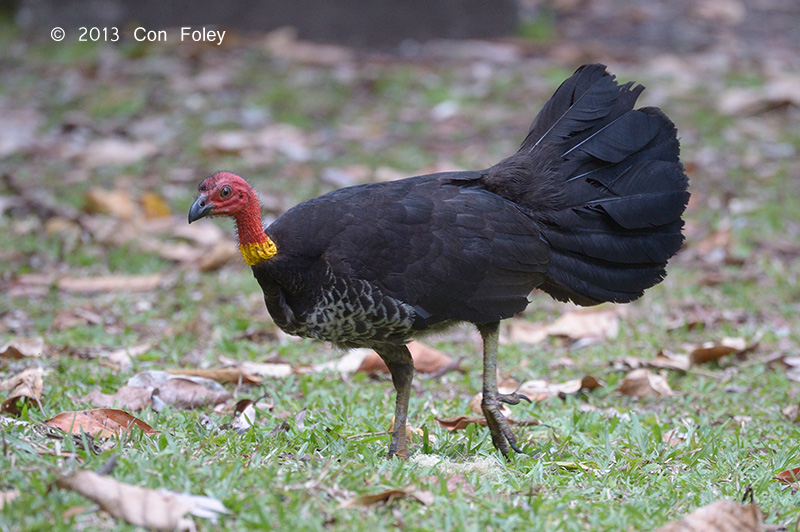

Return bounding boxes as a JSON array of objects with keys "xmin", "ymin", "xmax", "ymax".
[{"xmin": 1, "ymin": 28, "xmax": 799, "ymax": 531}]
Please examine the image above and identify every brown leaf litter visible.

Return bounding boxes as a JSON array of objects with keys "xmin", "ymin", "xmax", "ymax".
[
  {"xmin": 435, "ymin": 415, "xmax": 539, "ymax": 432},
  {"xmin": 339, "ymin": 486, "xmax": 434, "ymax": 509},
  {"xmin": 55, "ymin": 469, "xmax": 227, "ymax": 531},
  {"xmin": 618, "ymin": 369, "xmax": 674, "ymax": 399},
  {"xmin": 9, "ymin": 273, "xmax": 164, "ymax": 297},
  {"xmin": 0, "ymin": 367, "xmax": 44, "ymax": 415},
  {"xmin": 654, "ymin": 492, "xmax": 765, "ymax": 532},
  {"xmin": 354, "ymin": 341, "xmax": 458, "ymax": 375},
  {"xmin": 45, "ymin": 409, "xmax": 157, "ymax": 438},
  {"xmin": 503, "ymin": 305, "xmax": 623, "ymax": 346},
  {"xmin": 83, "ymin": 370, "xmax": 232, "ymax": 412},
  {"xmin": 0, "ymin": 337, "xmax": 46, "ymax": 359},
  {"xmin": 775, "ymin": 467, "xmax": 800, "ymax": 490}
]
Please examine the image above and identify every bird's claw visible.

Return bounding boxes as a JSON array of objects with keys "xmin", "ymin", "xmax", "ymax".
[
  {"xmin": 482, "ymin": 394, "xmax": 524, "ymax": 459},
  {"xmin": 498, "ymin": 392, "xmax": 531, "ymax": 405}
]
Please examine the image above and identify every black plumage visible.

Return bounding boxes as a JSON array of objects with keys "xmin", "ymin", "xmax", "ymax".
[
  {"xmin": 257, "ymin": 174, "xmax": 550, "ymax": 338},
  {"xmin": 190, "ymin": 64, "xmax": 690, "ymax": 458}
]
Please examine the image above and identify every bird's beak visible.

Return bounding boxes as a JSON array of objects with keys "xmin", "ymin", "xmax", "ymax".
[{"xmin": 188, "ymin": 194, "xmax": 213, "ymax": 223}]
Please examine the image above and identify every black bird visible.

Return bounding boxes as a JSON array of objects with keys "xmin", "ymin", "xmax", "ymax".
[{"xmin": 188, "ymin": 64, "xmax": 690, "ymax": 458}]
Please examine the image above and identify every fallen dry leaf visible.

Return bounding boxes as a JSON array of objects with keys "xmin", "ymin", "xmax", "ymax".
[
  {"xmin": 61, "ymin": 506, "xmax": 90, "ymax": 521},
  {"xmin": 689, "ymin": 337, "xmax": 757, "ymax": 366},
  {"xmin": 127, "ymin": 371, "xmax": 232, "ymax": 410},
  {"xmin": 139, "ymin": 236, "xmax": 237, "ymax": 271},
  {"xmin": 13, "ymin": 273, "xmax": 165, "ymax": 295},
  {"xmin": 140, "ymin": 191, "xmax": 171, "ymax": 219},
  {"xmin": 45, "ymin": 409, "xmax": 157, "ymax": 438},
  {"xmin": 84, "ymin": 188, "xmax": 138, "ymax": 219},
  {"xmin": 0, "ymin": 367, "xmax": 44, "ymax": 415},
  {"xmin": 196, "ymin": 241, "xmax": 238, "ymax": 271},
  {"xmin": 83, "ymin": 386, "xmax": 153, "ymax": 411},
  {"xmin": 654, "ymin": 498, "xmax": 763, "ymax": 532},
  {"xmin": 618, "ymin": 369, "xmax": 674, "ymax": 399},
  {"xmin": 517, "ymin": 375, "xmax": 603, "ymax": 401},
  {"xmin": 80, "ymin": 138, "xmax": 158, "ymax": 168},
  {"xmin": 55, "ymin": 470, "xmax": 227, "ymax": 530},
  {"xmin": 144, "ymin": 239, "xmax": 205, "ymax": 263},
  {"xmin": 615, "ymin": 352, "xmax": 691, "ymax": 372},
  {"xmin": 435, "ymin": 415, "xmax": 539, "ymax": 432},
  {"xmin": 230, "ymin": 399, "xmax": 257, "ymax": 434},
  {"xmin": 719, "ymin": 74, "xmax": 800, "ymax": 115},
  {"xmin": 504, "ymin": 306, "xmax": 622, "ymax": 345},
  {"xmin": 72, "ymin": 344, "xmax": 151, "ymax": 372},
  {"xmin": 435, "ymin": 415, "xmax": 487, "ymax": 431},
  {"xmin": 312, "ymin": 349, "xmax": 372, "ymax": 373},
  {"xmin": 201, "ymin": 123, "xmax": 312, "ymax": 162},
  {"xmin": 0, "ymin": 108, "xmax": 42, "ymax": 158},
  {"xmin": 782, "ymin": 403, "xmax": 799, "ymax": 422},
  {"xmin": 0, "ymin": 337, "xmax": 45, "ymax": 359},
  {"xmin": 503, "ymin": 320, "xmax": 550, "ymax": 344},
  {"xmin": 356, "ymin": 341, "xmax": 454, "ymax": 374},
  {"xmin": 155, "ymin": 380, "xmax": 231, "ymax": 410},
  {"xmin": 200, "ymin": 130, "xmax": 252, "ymax": 154},
  {"xmin": 652, "ymin": 351, "xmax": 692, "ymax": 371},
  {"xmin": 166, "ymin": 367, "xmax": 262, "ymax": 385},
  {"xmin": 52, "ymin": 307, "xmax": 103, "ymax": 330},
  {"xmin": 58, "ymin": 274, "xmax": 164, "ymax": 294},
  {"xmin": 468, "ymin": 394, "xmax": 512, "ymax": 417},
  {"xmin": 662, "ymin": 427, "xmax": 694, "ymax": 447},
  {"xmin": 467, "ymin": 375, "xmax": 601, "ymax": 415},
  {"xmin": 216, "ymin": 358, "xmax": 295, "ymax": 378},
  {"xmin": 387, "ymin": 417, "xmax": 433, "ymax": 445},
  {"xmin": 159, "ymin": 490, "xmax": 230, "ymax": 521},
  {"xmin": 407, "ymin": 341, "xmax": 456, "ymax": 374},
  {"xmin": 339, "ymin": 487, "xmax": 433, "ymax": 509},
  {"xmin": 776, "ymin": 467, "xmax": 800, "ymax": 490},
  {"xmin": 690, "ymin": 226, "xmax": 732, "ymax": 266},
  {"xmin": 445, "ymin": 474, "xmax": 476, "ymax": 496},
  {"xmin": 172, "ymin": 218, "xmax": 228, "ymax": 247},
  {"xmin": 0, "ymin": 489, "xmax": 19, "ymax": 510},
  {"xmin": 784, "ymin": 356, "xmax": 800, "ymax": 383}
]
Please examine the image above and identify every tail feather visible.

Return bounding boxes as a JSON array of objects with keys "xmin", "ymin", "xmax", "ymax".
[
  {"xmin": 555, "ymin": 161, "xmax": 688, "ymax": 231},
  {"xmin": 522, "ymin": 64, "xmax": 625, "ymax": 152},
  {"xmin": 539, "ymin": 252, "xmax": 665, "ymax": 305},
  {"xmin": 483, "ymin": 64, "xmax": 690, "ymax": 305},
  {"xmin": 544, "ymin": 219, "xmax": 685, "ymax": 265}
]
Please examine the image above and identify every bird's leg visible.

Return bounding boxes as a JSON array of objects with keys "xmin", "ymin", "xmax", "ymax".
[
  {"xmin": 374, "ymin": 344, "xmax": 415, "ymax": 459},
  {"xmin": 478, "ymin": 322, "xmax": 526, "ymax": 459}
]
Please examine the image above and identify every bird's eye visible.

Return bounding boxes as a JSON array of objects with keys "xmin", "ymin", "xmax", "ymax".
[{"xmin": 219, "ymin": 186, "xmax": 232, "ymax": 199}]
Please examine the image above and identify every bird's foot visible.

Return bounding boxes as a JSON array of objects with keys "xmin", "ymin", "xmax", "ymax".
[
  {"xmin": 482, "ymin": 394, "xmax": 524, "ymax": 459},
  {"xmin": 387, "ymin": 437, "xmax": 410, "ymax": 460},
  {"xmin": 386, "ymin": 417, "xmax": 411, "ymax": 460}
]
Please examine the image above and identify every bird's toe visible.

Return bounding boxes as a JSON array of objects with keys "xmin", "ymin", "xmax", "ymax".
[
  {"xmin": 481, "ymin": 396, "xmax": 524, "ymax": 460},
  {"xmin": 497, "ymin": 392, "xmax": 531, "ymax": 405}
]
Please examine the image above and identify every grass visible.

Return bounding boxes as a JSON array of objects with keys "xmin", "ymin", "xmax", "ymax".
[{"xmin": 1, "ymin": 28, "xmax": 800, "ymax": 531}]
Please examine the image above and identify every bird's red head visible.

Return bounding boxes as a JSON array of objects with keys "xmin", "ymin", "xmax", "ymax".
[
  {"xmin": 188, "ymin": 171, "xmax": 277, "ymax": 264},
  {"xmin": 188, "ymin": 171, "xmax": 255, "ymax": 222}
]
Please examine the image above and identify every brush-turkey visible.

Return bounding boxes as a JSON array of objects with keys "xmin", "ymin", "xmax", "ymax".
[{"xmin": 188, "ymin": 64, "xmax": 689, "ymax": 458}]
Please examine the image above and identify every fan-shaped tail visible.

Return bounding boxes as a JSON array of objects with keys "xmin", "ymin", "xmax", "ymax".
[{"xmin": 481, "ymin": 64, "xmax": 690, "ymax": 305}]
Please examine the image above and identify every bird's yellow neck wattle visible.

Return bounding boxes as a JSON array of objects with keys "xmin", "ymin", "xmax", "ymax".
[
  {"xmin": 234, "ymin": 197, "xmax": 276, "ymax": 266},
  {"xmin": 239, "ymin": 238, "xmax": 277, "ymax": 265}
]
